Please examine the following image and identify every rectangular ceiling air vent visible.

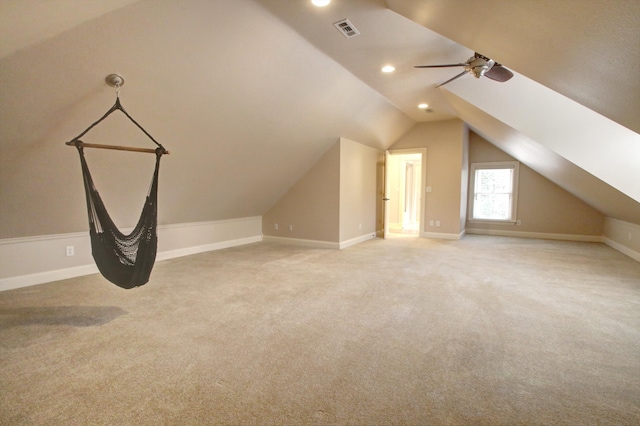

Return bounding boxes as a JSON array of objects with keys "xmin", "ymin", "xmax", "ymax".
[{"xmin": 333, "ymin": 19, "xmax": 360, "ymax": 38}]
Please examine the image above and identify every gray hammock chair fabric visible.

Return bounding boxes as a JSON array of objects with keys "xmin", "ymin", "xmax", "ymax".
[{"xmin": 68, "ymin": 98, "xmax": 168, "ymax": 289}]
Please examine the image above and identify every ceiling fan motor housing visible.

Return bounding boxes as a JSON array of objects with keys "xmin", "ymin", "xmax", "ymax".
[{"xmin": 466, "ymin": 57, "xmax": 496, "ymax": 78}]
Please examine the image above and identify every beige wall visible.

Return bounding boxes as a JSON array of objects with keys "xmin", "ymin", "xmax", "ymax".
[
  {"xmin": 467, "ymin": 132, "xmax": 604, "ymax": 236},
  {"xmin": 262, "ymin": 142, "xmax": 340, "ymax": 242},
  {"xmin": 263, "ymin": 123, "xmax": 613, "ymax": 248},
  {"xmin": 262, "ymin": 138, "xmax": 379, "ymax": 244},
  {"xmin": 339, "ymin": 138, "xmax": 379, "ymax": 242},
  {"xmin": 390, "ymin": 119, "xmax": 467, "ymax": 236},
  {"xmin": 459, "ymin": 127, "xmax": 469, "ymax": 231},
  {"xmin": 388, "ymin": 122, "xmax": 605, "ymax": 239}
]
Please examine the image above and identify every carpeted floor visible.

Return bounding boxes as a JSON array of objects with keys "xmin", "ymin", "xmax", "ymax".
[{"xmin": 1, "ymin": 235, "xmax": 639, "ymax": 425}]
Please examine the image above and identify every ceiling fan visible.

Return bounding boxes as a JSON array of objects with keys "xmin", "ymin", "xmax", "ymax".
[{"xmin": 415, "ymin": 52, "xmax": 514, "ymax": 87}]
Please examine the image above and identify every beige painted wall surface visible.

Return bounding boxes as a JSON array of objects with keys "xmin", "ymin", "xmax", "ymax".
[
  {"xmin": 467, "ymin": 132, "xmax": 604, "ymax": 236},
  {"xmin": 262, "ymin": 142, "xmax": 340, "ymax": 242},
  {"xmin": 339, "ymin": 138, "xmax": 379, "ymax": 242},
  {"xmin": 390, "ymin": 119, "xmax": 466, "ymax": 235},
  {"xmin": 459, "ymin": 128, "xmax": 469, "ymax": 232}
]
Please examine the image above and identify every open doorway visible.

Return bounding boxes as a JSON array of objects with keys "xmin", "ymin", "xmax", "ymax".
[{"xmin": 384, "ymin": 149, "xmax": 426, "ymax": 238}]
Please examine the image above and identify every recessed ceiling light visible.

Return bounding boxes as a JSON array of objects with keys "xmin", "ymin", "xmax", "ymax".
[
  {"xmin": 381, "ymin": 65, "xmax": 395, "ymax": 73},
  {"xmin": 312, "ymin": 0, "xmax": 330, "ymax": 6},
  {"xmin": 418, "ymin": 103, "xmax": 429, "ymax": 109}
]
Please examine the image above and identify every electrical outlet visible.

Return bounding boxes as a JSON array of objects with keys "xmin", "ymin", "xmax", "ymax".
[
  {"xmin": 359, "ymin": 223, "xmax": 362, "ymax": 230},
  {"xmin": 274, "ymin": 223, "xmax": 278, "ymax": 230},
  {"xmin": 516, "ymin": 219, "xmax": 522, "ymax": 225},
  {"xmin": 289, "ymin": 225, "xmax": 293, "ymax": 232},
  {"xmin": 429, "ymin": 220, "xmax": 434, "ymax": 226},
  {"xmin": 65, "ymin": 246, "xmax": 74, "ymax": 257},
  {"xmin": 435, "ymin": 220, "xmax": 440, "ymax": 227}
]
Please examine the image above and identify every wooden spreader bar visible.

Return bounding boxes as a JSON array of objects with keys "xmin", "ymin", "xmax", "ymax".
[{"xmin": 66, "ymin": 140, "xmax": 169, "ymax": 155}]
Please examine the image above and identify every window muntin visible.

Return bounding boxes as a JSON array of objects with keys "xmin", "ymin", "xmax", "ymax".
[{"xmin": 469, "ymin": 161, "xmax": 519, "ymax": 222}]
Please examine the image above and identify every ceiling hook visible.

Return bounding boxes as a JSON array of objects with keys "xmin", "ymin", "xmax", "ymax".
[{"xmin": 105, "ymin": 74, "xmax": 124, "ymax": 97}]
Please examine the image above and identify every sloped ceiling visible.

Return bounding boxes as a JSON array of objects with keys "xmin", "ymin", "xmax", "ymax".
[
  {"xmin": 0, "ymin": 0, "xmax": 141, "ymax": 59},
  {"xmin": 386, "ymin": 0, "xmax": 640, "ymax": 135},
  {"xmin": 1, "ymin": 0, "xmax": 639, "ymax": 240},
  {"xmin": 256, "ymin": 0, "xmax": 639, "ymax": 213}
]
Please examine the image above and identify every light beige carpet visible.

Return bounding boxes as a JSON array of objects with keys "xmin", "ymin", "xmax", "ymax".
[{"xmin": 1, "ymin": 235, "xmax": 639, "ymax": 425}]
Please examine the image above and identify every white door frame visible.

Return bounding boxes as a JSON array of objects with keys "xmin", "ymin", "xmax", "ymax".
[{"xmin": 384, "ymin": 148, "xmax": 427, "ymax": 238}]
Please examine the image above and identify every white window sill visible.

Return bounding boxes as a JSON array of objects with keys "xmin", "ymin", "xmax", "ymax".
[{"xmin": 468, "ymin": 219, "xmax": 518, "ymax": 225}]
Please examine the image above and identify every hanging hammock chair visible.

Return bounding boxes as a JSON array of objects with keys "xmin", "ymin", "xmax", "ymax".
[{"xmin": 66, "ymin": 94, "xmax": 169, "ymax": 289}]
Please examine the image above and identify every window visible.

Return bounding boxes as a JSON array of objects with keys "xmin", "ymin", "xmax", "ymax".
[{"xmin": 469, "ymin": 161, "xmax": 519, "ymax": 222}]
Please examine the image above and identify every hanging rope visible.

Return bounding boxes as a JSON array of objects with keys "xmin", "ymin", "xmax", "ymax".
[{"xmin": 66, "ymin": 97, "xmax": 169, "ymax": 155}]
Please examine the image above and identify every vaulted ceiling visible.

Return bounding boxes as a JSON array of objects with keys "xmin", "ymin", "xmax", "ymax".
[{"xmin": 0, "ymin": 0, "xmax": 638, "ymax": 239}]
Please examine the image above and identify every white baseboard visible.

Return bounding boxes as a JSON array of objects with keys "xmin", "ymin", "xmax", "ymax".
[
  {"xmin": 156, "ymin": 236, "xmax": 262, "ymax": 261},
  {"xmin": 4, "ymin": 218, "xmax": 635, "ymax": 292},
  {"xmin": 262, "ymin": 236, "xmax": 339, "ymax": 249},
  {"xmin": 467, "ymin": 225, "xmax": 640, "ymax": 262},
  {"xmin": 0, "ymin": 264, "xmax": 101, "ymax": 292},
  {"xmin": 603, "ymin": 237, "xmax": 640, "ymax": 262},
  {"xmin": 262, "ymin": 233, "xmax": 376, "ymax": 250},
  {"xmin": 465, "ymin": 228, "xmax": 603, "ymax": 243},
  {"xmin": 0, "ymin": 217, "xmax": 262, "ymax": 292},
  {"xmin": 421, "ymin": 230, "xmax": 465, "ymax": 240},
  {"xmin": 603, "ymin": 217, "xmax": 640, "ymax": 262},
  {"xmin": 339, "ymin": 233, "xmax": 377, "ymax": 249}
]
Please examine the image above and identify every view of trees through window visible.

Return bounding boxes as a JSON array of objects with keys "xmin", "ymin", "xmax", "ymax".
[{"xmin": 472, "ymin": 168, "xmax": 514, "ymax": 220}]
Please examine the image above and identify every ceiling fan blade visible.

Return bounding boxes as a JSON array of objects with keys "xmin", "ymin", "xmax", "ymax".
[
  {"xmin": 436, "ymin": 70, "xmax": 469, "ymax": 88},
  {"xmin": 485, "ymin": 65, "xmax": 514, "ymax": 82},
  {"xmin": 414, "ymin": 63, "xmax": 467, "ymax": 68}
]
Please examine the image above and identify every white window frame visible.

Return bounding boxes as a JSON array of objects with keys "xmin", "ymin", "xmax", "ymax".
[{"xmin": 468, "ymin": 161, "xmax": 519, "ymax": 224}]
